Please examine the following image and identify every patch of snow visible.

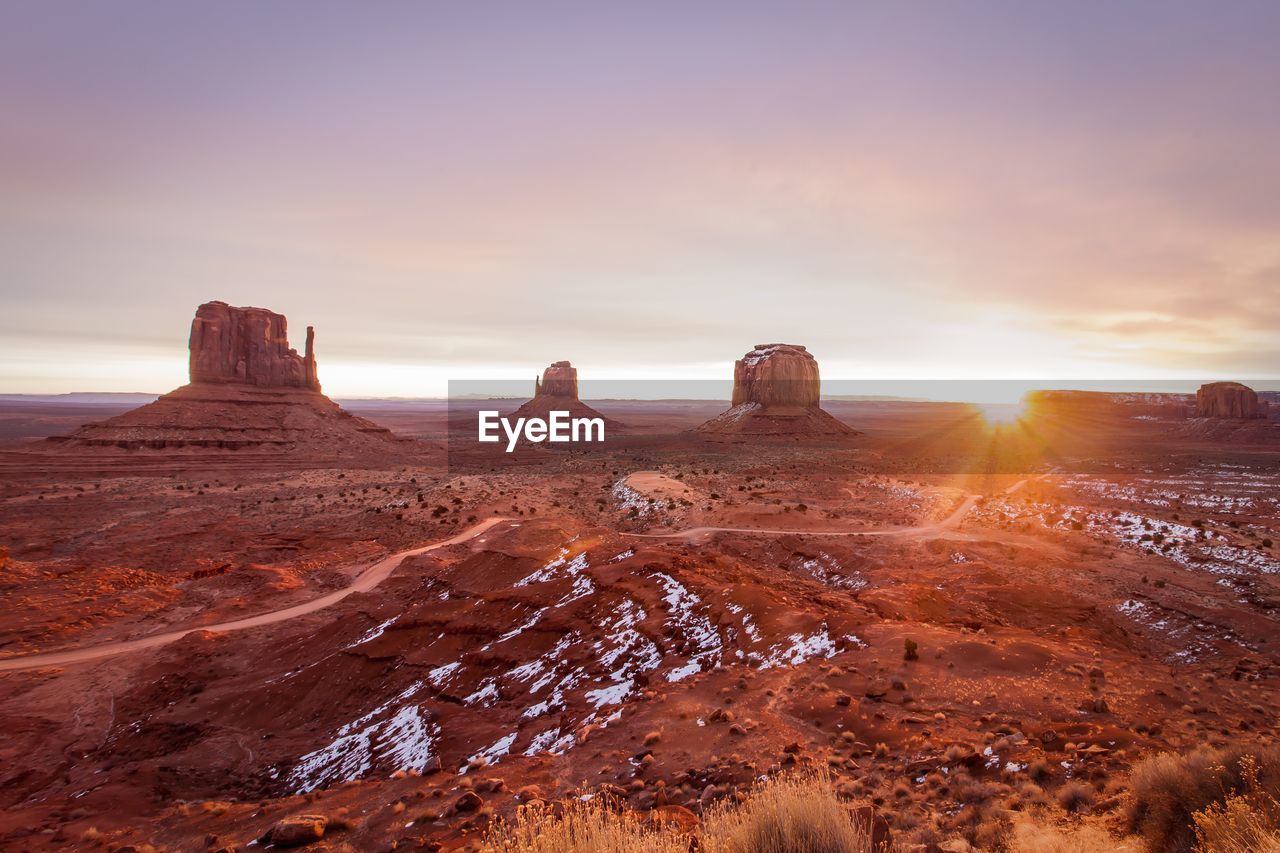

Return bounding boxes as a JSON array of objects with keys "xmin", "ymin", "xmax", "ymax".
[
  {"xmin": 345, "ymin": 615, "xmax": 397, "ymax": 649},
  {"xmin": 465, "ymin": 680, "xmax": 500, "ymax": 707},
  {"xmin": 286, "ymin": 681, "xmax": 436, "ymax": 793},
  {"xmin": 427, "ymin": 661, "xmax": 461, "ymax": 687},
  {"xmin": 755, "ymin": 625, "xmax": 846, "ymax": 669},
  {"xmin": 584, "ymin": 679, "xmax": 634, "ymax": 709},
  {"xmin": 652, "ymin": 572, "xmax": 723, "ymax": 681},
  {"xmin": 462, "ymin": 732, "xmax": 516, "ymax": 772},
  {"xmin": 516, "ymin": 550, "xmax": 588, "ymax": 587}
]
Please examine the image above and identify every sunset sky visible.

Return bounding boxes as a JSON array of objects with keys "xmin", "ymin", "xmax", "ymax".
[{"xmin": 2, "ymin": 2, "xmax": 1278, "ymax": 396}]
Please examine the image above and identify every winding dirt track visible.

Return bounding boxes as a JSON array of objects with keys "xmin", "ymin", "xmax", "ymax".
[
  {"xmin": 625, "ymin": 473, "xmax": 1043, "ymax": 543},
  {"xmin": 626, "ymin": 492, "xmax": 980, "ymax": 542},
  {"xmin": 0, "ymin": 517, "xmax": 511, "ymax": 673},
  {"xmin": 1, "ymin": 474, "xmax": 1044, "ymax": 674}
]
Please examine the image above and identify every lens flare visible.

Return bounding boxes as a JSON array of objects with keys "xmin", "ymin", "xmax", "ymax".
[{"xmin": 976, "ymin": 400, "xmax": 1028, "ymax": 427}]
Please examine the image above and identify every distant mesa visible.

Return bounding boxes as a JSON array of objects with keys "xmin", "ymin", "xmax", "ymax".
[
  {"xmin": 1025, "ymin": 389, "xmax": 1193, "ymax": 419},
  {"xmin": 1025, "ymin": 383, "xmax": 1277, "ymax": 443},
  {"xmin": 49, "ymin": 301, "xmax": 404, "ymax": 454},
  {"xmin": 512, "ymin": 360, "xmax": 619, "ymax": 429},
  {"xmin": 696, "ymin": 344, "xmax": 856, "ymax": 437},
  {"xmin": 1196, "ymin": 381, "xmax": 1268, "ymax": 419}
]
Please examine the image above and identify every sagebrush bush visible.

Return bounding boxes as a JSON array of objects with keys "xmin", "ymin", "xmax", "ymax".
[
  {"xmin": 1004, "ymin": 812, "xmax": 1141, "ymax": 852},
  {"xmin": 1057, "ymin": 781, "xmax": 1095, "ymax": 814},
  {"xmin": 1126, "ymin": 744, "xmax": 1280, "ymax": 852},
  {"xmin": 481, "ymin": 798, "xmax": 685, "ymax": 853},
  {"xmin": 482, "ymin": 772, "xmax": 873, "ymax": 853},
  {"xmin": 700, "ymin": 771, "xmax": 873, "ymax": 853},
  {"xmin": 1192, "ymin": 756, "xmax": 1280, "ymax": 853}
]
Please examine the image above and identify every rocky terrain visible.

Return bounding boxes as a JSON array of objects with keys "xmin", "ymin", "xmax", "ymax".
[{"xmin": 0, "ymin": 389, "xmax": 1277, "ymax": 851}]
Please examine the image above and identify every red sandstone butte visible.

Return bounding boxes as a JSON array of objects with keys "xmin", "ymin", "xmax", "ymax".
[
  {"xmin": 698, "ymin": 344, "xmax": 855, "ymax": 437},
  {"xmin": 47, "ymin": 302, "xmax": 403, "ymax": 454},
  {"xmin": 189, "ymin": 301, "xmax": 320, "ymax": 391},
  {"xmin": 731, "ymin": 343, "xmax": 822, "ymax": 408},
  {"xmin": 534, "ymin": 360, "xmax": 579, "ymax": 399},
  {"xmin": 513, "ymin": 361, "xmax": 618, "ymax": 429},
  {"xmin": 1196, "ymin": 381, "xmax": 1268, "ymax": 419}
]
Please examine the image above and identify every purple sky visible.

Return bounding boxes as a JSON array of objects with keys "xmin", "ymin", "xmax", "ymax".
[{"xmin": 2, "ymin": 2, "xmax": 1278, "ymax": 395}]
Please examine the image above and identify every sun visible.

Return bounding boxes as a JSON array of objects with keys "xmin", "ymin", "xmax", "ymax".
[{"xmin": 976, "ymin": 400, "xmax": 1029, "ymax": 427}]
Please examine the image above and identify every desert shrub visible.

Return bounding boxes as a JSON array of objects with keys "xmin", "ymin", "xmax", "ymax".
[
  {"xmin": 1193, "ymin": 795, "xmax": 1280, "ymax": 852},
  {"xmin": 700, "ymin": 770, "xmax": 873, "ymax": 853},
  {"xmin": 1014, "ymin": 782, "xmax": 1050, "ymax": 810},
  {"xmin": 481, "ymin": 799, "xmax": 684, "ymax": 853},
  {"xmin": 953, "ymin": 777, "xmax": 998, "ymax": 805},
  {"xmin": 904, "ymin": 638, "xmax": 919, "ymax": 661},
  {"xmin": 1028, "ymin": 759, "xmax": 1053, "ymax": 783},
  {"xmin": 1057, "ymin": 781, "xmax": 1095, "ymax": 813},
  {"xmin": 483, "ymin": 772, "xmax": 874, "ymax": 853},
  {"xmin": 1126, "ymin": 744, "xmax": 1280, "ymax": 852},
  {"xmin": 1192, "ymin": 756, "xmax": 1280, "ymax": 853},
  {"xmin": 1005, "ymin": 812, "xmax": 1141, "ymax": 852}
]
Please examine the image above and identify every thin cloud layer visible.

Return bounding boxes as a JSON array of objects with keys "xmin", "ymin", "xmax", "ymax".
[{"xmin": 1, "ymin": 2, "xmax": 1277, "ymax": 394}]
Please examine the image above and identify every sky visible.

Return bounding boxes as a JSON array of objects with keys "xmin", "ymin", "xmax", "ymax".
[{"xmin": 1, "ymin": 1, "xmax": 1278, "ymax": 396}]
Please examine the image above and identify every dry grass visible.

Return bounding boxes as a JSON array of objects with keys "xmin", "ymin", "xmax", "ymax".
[
  {"xmin": 1193, "ymin": 795, "xmax": 1280, "ymax": 852},
  {"xmin": 1126, "ymin": 744, "xmax": 1280, "ymax": 852},
  {"xmin": 1192, "ymin": 756, "xmax": 1280, "ymax": 853},
  {"xmin": 482, "ymin": 772, "xmax": 872, "ymax": 853},
  {"xmin": 1005, "ymin": 813, "xmax": 1141, "ymax": 852},
  {"xmin": 481, "ymin": 799, "xmax": 686, "ymax": 853},
  {"xmin": 700, "ymin": 771, "xmax": 873, "ymax": 853},
  {"xmin": 477, "ymin": 744, "xmax": 1280, "ymax": 853}
]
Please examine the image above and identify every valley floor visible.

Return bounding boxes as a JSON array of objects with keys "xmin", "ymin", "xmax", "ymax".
[{"xmin": 0, "ymin": 404, "xmax": 1277, "ymax": 850}]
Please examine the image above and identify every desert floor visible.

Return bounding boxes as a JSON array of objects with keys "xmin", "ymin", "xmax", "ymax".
[{"xmin": 0, "ymin": 399, "xmax": 1277, "ymax": 850}]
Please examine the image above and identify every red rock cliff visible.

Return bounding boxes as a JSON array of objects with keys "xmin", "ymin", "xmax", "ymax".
[
  {"xmin": 1196, "ymin": 382, "xmax": 1267, "ymax": 419},
  {"xmin": 188, "ymin": 301, "xmax": 320, "ymax": 391},
  {"xmin": 731, "ymin": 344, "xmax": 821, "ymax": 408}
]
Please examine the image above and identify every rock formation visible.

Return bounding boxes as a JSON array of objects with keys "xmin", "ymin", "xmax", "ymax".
[
  {"xmin": 49, "ymin": 302, "xmax": 406, "ymax": 455},
  {"xmin": 1196, "ymin": 382, "xmax": 1268, "ymax": 419},
  {"xmin": 534, "ymin": 361, "xmax": 578, "ymax": 399},
  {"xmin": 189, "ymin": 301, "xmax": 320, "ymax": 391},
  {"xmin": 731, "ymin": 344, "xmax": 821, "ymax": 408},
  {"xmin": 697, "ymin": 344, "xmax": 855, "ymax": 437},
  {"xmin": 512, "ymin": 361, "xmax": 618, "ymax": 429}
]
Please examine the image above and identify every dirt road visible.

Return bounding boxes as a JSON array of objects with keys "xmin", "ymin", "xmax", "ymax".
[
  {"xmin": 0, "ymin": 517, "xmax": 511, "ymax": 673},
  {"xmin": 2, "ymin": 474, "xmax": 1049, "ymax": 673}
]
